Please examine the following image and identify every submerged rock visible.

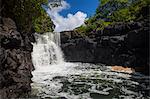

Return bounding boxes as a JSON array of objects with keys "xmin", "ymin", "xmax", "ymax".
[{"xmin": 0, "ymin": 18, "xmax": 34, "ymax": 98}]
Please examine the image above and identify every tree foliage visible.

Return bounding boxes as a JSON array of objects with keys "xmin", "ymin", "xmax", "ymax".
[
  {"xmin": 110, "ymin": 0, "xmax": 150, "ymax": 22},
  {"xmin": 33, "ymin": 10, "xmax": 54, "ymax": 33},
  {"xmin": 2, "ymin": 0, "xmax": 54, "ymax": 33},
  {"xmin": 75, "ymin": 0, "xmax": 149, "ymax": 35}
]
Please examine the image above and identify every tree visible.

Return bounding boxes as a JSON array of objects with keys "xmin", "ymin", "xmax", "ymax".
[
  {"xmin": 1, "ymin": 0, "xmax": 55, "ymax": 33},
  {"xmin": 75, "ymin": 0, "xmax": 149, "ymax": 35}
]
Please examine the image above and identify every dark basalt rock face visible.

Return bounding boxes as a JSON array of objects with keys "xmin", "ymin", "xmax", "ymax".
[
  {"xmin": 60, "ymin": 15, "xmax": 149, "ymax": 75},
  {"xmin": 0, "ymin": 18, "xmax": 35, "ymax": 98}
]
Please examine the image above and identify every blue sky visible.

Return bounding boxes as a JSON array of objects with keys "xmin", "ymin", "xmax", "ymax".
[
  {"xmin": 44, "ymin": 0, "xmax": 100, "ymax": 32},
  {"xmin": 60, "ymin": 0, "xmax": 99, "ymax": 17}
]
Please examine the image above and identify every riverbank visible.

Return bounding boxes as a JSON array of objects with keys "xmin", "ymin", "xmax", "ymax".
[{"xmin": 60, "ymin": 6, "xmax": 149, "ymax": 75}]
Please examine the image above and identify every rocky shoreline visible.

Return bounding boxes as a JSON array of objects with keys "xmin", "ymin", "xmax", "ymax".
[{"xmin": 60, "ymin": 16, "xmax": 149, "ymax": 75}]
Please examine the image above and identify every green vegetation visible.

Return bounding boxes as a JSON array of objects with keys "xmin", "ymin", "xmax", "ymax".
[
  {"xmin": 100, "ymin": 0, "xmax": 128, "ymax": 6},
  {"xmin": 76, "ymin": 0, "xmax": 149, "ymax": 35},
  {"xmin": 2, "ymin": 0, "xmax": 54, "ymax": 33},
  {"xmin": 100, "ymin": 0, "xmax": 110, "ymax": 6},
  {"xmin": 33, "ymin": 12, "xmax": 54, "ymax": 33},
  {"xmin": 75, "ymin": 19, "xmax": 111, "ymax": 36},
  {"xmin": 110, "ymin": 0, "xmax": 150, "ymax": 22}
]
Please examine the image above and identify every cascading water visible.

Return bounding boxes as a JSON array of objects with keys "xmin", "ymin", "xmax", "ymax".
[{"xmin": 32, "ymin": 32, "xmax": 64, "ymax": 68}]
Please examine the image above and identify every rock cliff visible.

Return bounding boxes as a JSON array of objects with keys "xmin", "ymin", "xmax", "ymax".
[
  {"xmin": 0, "ymin": 18, "xmax": 35, "ymax": 98},
  {"xmin": 60, "ymin": 7, "xmax": 149, "ymax": 75}
]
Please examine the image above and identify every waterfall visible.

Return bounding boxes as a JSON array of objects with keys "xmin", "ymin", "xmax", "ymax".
[{"xmin": 32, "ymin": 32, "xmax": 64, "ymax": 68}]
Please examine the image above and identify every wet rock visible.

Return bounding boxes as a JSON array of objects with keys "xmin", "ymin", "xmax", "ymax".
[{"xmin": 61, "ymin": 36, "xmax": 96, "ymax": 62}]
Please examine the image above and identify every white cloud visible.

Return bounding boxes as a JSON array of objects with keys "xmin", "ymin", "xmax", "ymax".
[{"xmin": 46, "ymin": 1, "xmax": 87, "ymax": 32}]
